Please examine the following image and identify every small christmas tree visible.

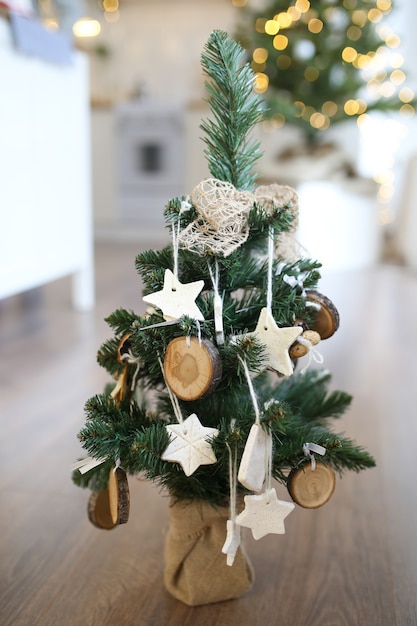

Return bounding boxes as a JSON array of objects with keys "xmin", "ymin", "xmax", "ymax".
[
  {"xmin": 72, "ymin": 30, "xmax": 375, "ymax": 606},
  {"xmin": 235, "ymin": 0, "xmax": 415, "ymax": 143}
]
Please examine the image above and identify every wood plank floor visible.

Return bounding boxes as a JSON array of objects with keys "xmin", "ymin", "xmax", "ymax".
[{"xmin": 1, "ymin": 241, "xmax": 416, "ymax": 626}]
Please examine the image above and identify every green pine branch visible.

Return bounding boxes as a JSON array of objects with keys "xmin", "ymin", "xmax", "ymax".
[{"xmin": 200, "ymin": 29, "xmax": 264, "ymax": 190}]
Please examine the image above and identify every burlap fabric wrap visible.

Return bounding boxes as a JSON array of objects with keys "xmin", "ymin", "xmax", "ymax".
[{"xmin": 164, "ymin": 499, "xmax": 254, "ymax": 606}]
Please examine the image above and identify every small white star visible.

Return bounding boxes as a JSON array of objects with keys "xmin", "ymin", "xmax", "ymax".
[
  {"xmin": 247, "ymin": 308, "xmax": 302, "ymax": 376},
  {"xmin": 142, "ymin": 269, "xmax": 204, "ymax": 321},
  {"xmin": 236, "ymin": 487, "xmax": 295, "ymax": 540},
  {"xmin": 222, "ymin": 519, "xmax": 241, "ymax": 566},
  {"xmin": 161, "ymin": 413, "xmax": 218, "ymax": 476}
]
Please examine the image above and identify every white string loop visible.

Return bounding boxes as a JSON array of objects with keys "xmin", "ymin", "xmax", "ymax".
[
  {"xmin": 303, "ymin": 442, "xmax": 326, "ymax": 471},
  {"xmin": 238, "ymin": 355, "xmax": 260, "ymax": 424},
  {"xmin": 158, "ymin": 356, "xmax": 183, "ymax": 424}
]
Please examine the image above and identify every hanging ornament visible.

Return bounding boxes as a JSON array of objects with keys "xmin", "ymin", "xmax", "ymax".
[
  {"xmin": 108, "ymin": 466, "xmax": 130, "ymax": 525},
  {"xmin": 236, "ymin": 488, "xmax": 295, "ymax": 540},
  {"xmin": 86, "ymin": 465, "xmax": 130, "ymax": 529},
  {"xmin": 164, "ymin": 336, "xmax": 222, "ymax": 401},
  {"xmin": 287, "ymin": 462, "xmax": 336, "ymax": 509},
  {"xmin": 289, "ymin": 329, "xmax": 321, "ymax": 360},
  {"xmin": 142, "ymin": 269, "xmax": 204, "ymax": 322},
  {"xmin": 238, "ymin": 423, "xmax": 269, "ymax": 492},
  {"xmin": 87, "ymin": 489, "xmax": 117, "ymax": 530},
  {"xmin": 161, "ymin": 413, "xmax": 219, "ymax": 477},
  {"xmin": 248, "ymin": 308, "xmax": 302, "ymax": 376},
  {"xmin": 305, "ymin": 290, "xmax": 340, "ymax": 340}
]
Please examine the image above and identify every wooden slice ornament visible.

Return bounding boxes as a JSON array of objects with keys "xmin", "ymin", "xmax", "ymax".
[
  {"xmin": 108, "ymin": 466, "xmax": 130, "ymax": 524},
  {"xmin": 287, "ymin": 461, "xmax": 336, "ymax": 509},
  {"xmin": 87, "ymin": 489, "xmax": 117, "ymax": 530},
  {"xmin": 87, "ymin": 467, "xmax": 130, "ymax": 528},
  {"xmin": 163, "ymin": 336, "xmax": 222, "ymax": 401},
  {"xmin": 305, "ymin": 290, "xmax": 340, "ymax": 340}
]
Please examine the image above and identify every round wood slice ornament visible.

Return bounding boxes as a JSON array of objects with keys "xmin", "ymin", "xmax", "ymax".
[
  {"xmin": 287, "ymin": 461, "xmax": 336, "ymax": 509},
  {"xmin": 108, "ymin": 467, "xmax": 130, "ymax": 525},
  {"xmin": 163, "ymin": 336, "xmax": 222, "ymax": 401},
  {"xmin": 87, "ymin": 489, "xmax": 117, "ymax": 530},
  {"xmin": 305, "ymin": 290, "xmax": 340, "ymax": 340}
]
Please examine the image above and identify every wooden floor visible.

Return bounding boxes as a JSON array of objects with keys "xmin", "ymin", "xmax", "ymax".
[{"xmin": 1, "ymin": 241, "xmax": 417, "ymax": 626}]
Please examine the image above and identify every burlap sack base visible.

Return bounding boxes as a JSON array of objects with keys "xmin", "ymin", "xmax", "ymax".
[{"xmin": 164, "ymin": 499, "xmax": 254, "ymax": 606}]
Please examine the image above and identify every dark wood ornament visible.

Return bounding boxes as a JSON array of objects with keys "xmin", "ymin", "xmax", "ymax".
[
  {"xmin": 164, "ymin": 336, "xmax": 222, "ymax": 401},
  {"xmin": 87, "ymin": 489, "xmax": 117, "ymax": 530},
  {"xmin": 305, "ymin": 290, "xmax": 340, "ymax": 340},
  {"xmin": 287, "ymin": 461, "xmax": 336, "ymax": 509},
  {"xmin": 108, "ymin": 467, "xmax": 130, "ymax": 525}
]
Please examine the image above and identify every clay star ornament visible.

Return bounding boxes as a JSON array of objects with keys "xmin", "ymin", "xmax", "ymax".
[
  {"xmin": 248, "ymin": 307, "xmax": 302, "ymax": 376},
  {"xmin": 142, "ymin": 269, "xmax": 205, "ymax": 322},
  {"xmin": 161, "ymin": 413, "xmax": 219, "ymax": 476},
  {"xmin": 222, "ymin": 519, "xmax": 241, "ymax": 566},
  {"xmin": 235, "ymin": 487, "xmax": 295, "ymax": 540}
]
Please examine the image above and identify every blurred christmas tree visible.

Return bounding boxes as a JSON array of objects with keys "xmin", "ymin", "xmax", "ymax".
[
  {"xmin": 235, "ymin": 0, "xmax": 415, "ymax": 143},
  {"xmin": 72, "ymin": 30, "xmax": 375, "ymax": 606}
]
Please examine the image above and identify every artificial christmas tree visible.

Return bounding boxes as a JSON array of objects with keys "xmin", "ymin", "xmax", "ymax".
[
  {"xmin": 235, "ymin": 0, "xmax": 415, "ymax": 143},
  {"xmin": 72, "ymin": 30, "xmax": 375, "ymax": 606}
]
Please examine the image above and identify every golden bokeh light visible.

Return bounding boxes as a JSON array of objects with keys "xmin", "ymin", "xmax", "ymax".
[
  {"xmin": 275, "ymin": 12, "xmax": 292, "ymax": 28},
  {"xmin": 385, "ymin": 33, "xmax": 401, "ymax": 48},
  {"xmin": 347, "ymin": 25, "xmax": 362, "ymax": 41},
  {"xmin": 308, "ymin": 18, "xmax": 323, "ymax": 34},
  {"xmin": 390, "ymin": 70, "xmax": 406, "ymax": 85},
  {"xmin": 273, "ymin": 34, "xmax": 289, "ymax": 50},
  {"xmin": 368, "ymin": 8, "xmax": 382, "ymax": 23},
  {"xmin": 379, "ymin": 81, "xmax": 396, "ymax": 97},
  {"xmin": 295, "ymin": 0, "xmax": 310, "ymax": 14},
  {"xmin": 399, "ymin": 87, "xmax": 414, "ymax": 103},
  {"xmin": 352, "ymin": 10, "xmax": 367, "ymax": 27},
  {"xmin": 400, "ymin": 104, "xmax": 415, "ymax": 117},
  {"xmin": 310, "ymin": 112, "xmax": 330, "ymax": 130},
  {"xmin": 344, "ymin": 99, "xmax": 360, "ymax": 115},
  {"xmin": 376, "ymin": 0, "xmax": 392, "ymax": 10},
  {"xmin": 322, "ymin": 100, "xmax": 338, "ymax": 117},
  {"xmin": 265, "ymin": 19, "xmax": 280, "ymax": 35},
  {"xmin": 343, "ymin": 0, "xmax": 358, "ymax": 9},
  {"xmin": 103, "ymin": 0, "xmax": 118, "ymax": 11},
  {"xmin": 253, "ymin": 48, "xmax": 269, "ymax": 64},
  {"xmin": 255, "ymin": 18, "xmax": 267, "ymax": 33},
  {"xmin": 254, "ymin": 72, "xmax": 269, "ymax": 93},
  {"xmin": 231, "ymin": 0, "xmax": 247, "ymax": 6},
  {"xmin": 342, "ymin": 46, "xmax": 357, "ymax": 63}
]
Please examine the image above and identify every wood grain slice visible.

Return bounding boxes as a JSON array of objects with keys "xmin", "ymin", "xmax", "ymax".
[
  {"xmin": 305, "ymin": 290, "xmax": 340, "ymax": 340},
  {"xmin": 287, "ymin": 462, "xmax": 336, "ymax": 509},
  {"xmin": 163, "ymin": 336, "xmax": 222, "ymax": 401},
  {"xmin": 108, "ymin": 467, "xmax": 130, "ymax": 525},
  {"xmin": 87, "ymin": 489, "xmax": 117, "ymax": 530}
]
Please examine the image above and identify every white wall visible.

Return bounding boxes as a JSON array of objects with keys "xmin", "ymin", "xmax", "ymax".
[{"xmin": 84, "ymin": 0, "xmax": 238, "ymax": 105}]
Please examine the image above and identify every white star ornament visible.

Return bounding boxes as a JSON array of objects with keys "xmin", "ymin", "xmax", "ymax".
[
  {"xmin": 249, "ymin": 308, "xmax": 302, "ymax": 376},
  {"xmin": 235, "ymin": 487, "xmax": 295, "ymax": 540},
  {"xmin": 142, "ymin": 269, "xmax": 204, "ymax": 321},
  {"xmin": 161, "ymin": 413, "xmax": 219, "ymax": 476}
]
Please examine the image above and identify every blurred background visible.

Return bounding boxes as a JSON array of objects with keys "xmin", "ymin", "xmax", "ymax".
[{"xmin": 1, "ymin": 0, "xmax": 417, "ymax": 309}]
